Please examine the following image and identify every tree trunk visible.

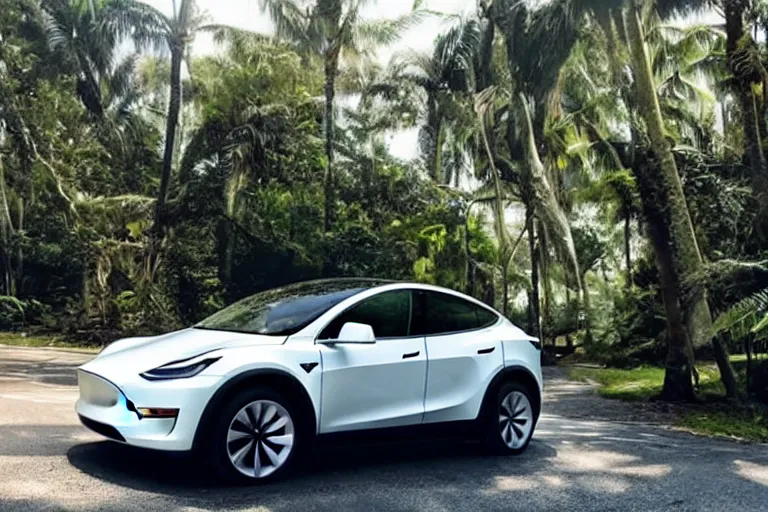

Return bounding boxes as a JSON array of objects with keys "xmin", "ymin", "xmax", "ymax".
[
  {"xmin": 526, "ymin": 205, "xmax": 541, "ymax": 340},
  {"xmin": 581, "ymin": 271, "xmax": 594, "ymax": 345},
  {"xmin": 323, "ymin": 53, "xmax": 339, "ymax": 232},
  {"xmin": 624, "ymin": 3, "xmax": 738, "ymax": 399},
  {"xmin": 624, "ymin": 211, "xmax": 632, "ymax": 287},
  {"xmin": 465, "ymin": 220, "xmax": 474, "ymax": 296},
  {"xmin": 737, "ymin": 84, "xmax": 767, "ymax": 180},
  {"xmin": 0, "ymin": 157, "xmax": 14, "ymax": 296},
  {"xmin": 501, "ymin": 257, "xmax": 509, "ymax": 317},
  {"xmin": 476, "ymin": 4, "xmax": 495, "ymax": 92},
  {"xmin": 15, "ymin": 197, "xmax": 23, "ymax": 296},
  {"xmin": 433, "ymin": 119, "xmax": 445, "ymax": 183},
  {"xmin": 725, "ymin": 0, "xmax": 768, "ymax": 184},
  {"xmin": 151, "ymin": 15, "xmax": 188, "ymax": 266},
  {"xmin": 539, "ymin": 223, "xmax": 553, "ymax": 345},
  {"xmin": 746, "ymin": 334, "xmax": 753, "ymax": 395},
  {"xmin": 655, "ymin": 247, "xmax": 695, "ymax": 401},
  {"xmin": 75, "ymin": 46, "xmax": 104, "ymax": 119},
  {"xmin": 477, "ymin": 102, "xmax": 511, "ymax": 314}
]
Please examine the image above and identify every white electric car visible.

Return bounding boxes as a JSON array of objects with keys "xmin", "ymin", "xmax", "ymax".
[{"xmin": 76, "ymin": 279, "xmax": 542, "ymax": 482}]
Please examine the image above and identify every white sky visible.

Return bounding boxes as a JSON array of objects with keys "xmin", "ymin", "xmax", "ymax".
[{"xmin": 144, "ymin": 0, "xmax": 471, "ymax": 57}]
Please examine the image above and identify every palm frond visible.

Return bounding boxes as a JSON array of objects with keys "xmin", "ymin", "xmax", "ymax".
[
  {"xmin": 353, "ymin": 9, "xmax": 429, "ymax": 49},
  {"xmin": 258, "ymin": 0, "xmax": 311, "ymax": 50},
  {"xmin": 517, "ymin": 93, "xmax": 582, "ymax": 291},
  {"xmin": 107, "ymin": 54, "xmax": 138, "ymax": 103},
  {"xmin": 102, "ymin": 0, "xmax": 170, "ymax": 55},
  {"xmin": 198, "ymin": 23, "xmax": 263, "ymax": 43},
  {"xmin": 40, "ymin": 9, "xmax": 72, "ymax": 54},
  {"xmin": 714, "ymin": 288, "xmax": 768, "ymax": 338}
]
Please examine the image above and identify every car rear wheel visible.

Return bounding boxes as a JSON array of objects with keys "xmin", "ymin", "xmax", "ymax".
[
  {"xmin": 208, "ymin": 387, "xmax": 304, "ymax": 483},
  {"xmin": 483, "ymin": 381, "xmax": 536, "ymax": 455}
]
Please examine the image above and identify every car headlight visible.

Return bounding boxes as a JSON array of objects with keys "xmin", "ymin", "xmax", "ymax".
[{"xmin": 140, "ymin": 353, "xmax": 221, "ymax": 381}]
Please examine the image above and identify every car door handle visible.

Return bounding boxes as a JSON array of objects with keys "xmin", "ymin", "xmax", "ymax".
[
  {"xmin": 477, "ymin": 347, "xmax": 495, "ymax": 355},
  {"xmin": 402, "ymin": 351, "xmax": 420, "ymax": 359}
]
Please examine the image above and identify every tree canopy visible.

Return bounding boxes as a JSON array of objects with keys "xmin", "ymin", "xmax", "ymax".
[{"xmin": 2, "ymin": 0, "xmax": 768, "ymax": 402}]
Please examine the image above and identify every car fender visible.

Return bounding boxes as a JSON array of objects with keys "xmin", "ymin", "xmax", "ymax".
[
  {"xmin": 478, "ymin": 364, "xmax": 543, "ymax": 422},
  {"xmin": 192, "ymin": 343, "xmax": 322, "ymax": 450}
]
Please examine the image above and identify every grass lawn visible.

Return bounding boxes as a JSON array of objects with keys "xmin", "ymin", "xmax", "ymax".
[
  {"xmin": 568, "ymin": 361, "xmax": 768, "ymax": 443},
  {"xmin": 0, "ymin": 332, "xmax": 98, "ymax": 352}
]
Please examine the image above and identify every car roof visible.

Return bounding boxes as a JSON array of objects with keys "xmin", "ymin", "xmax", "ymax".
[{"xmin": 271, "ymin": 279, "xmax": 497, "ymax": 314}]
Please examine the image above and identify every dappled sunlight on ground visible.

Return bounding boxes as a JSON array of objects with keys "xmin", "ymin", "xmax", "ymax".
[
  {"xmin": 734, "ymin": 460, "xmax": 768, "ymax": 486},
  {"xmin": 2, "ymin": 350, "xmax": 768, "ymax": 511}
]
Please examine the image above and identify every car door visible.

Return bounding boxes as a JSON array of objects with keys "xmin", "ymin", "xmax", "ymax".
[
  {"xmin": 419, "ymin": 291, "xmax": 504, "ymax": 424},
  {"xmin": 317, "ymin": 289, "xmax": 427, "ymax": 433}
]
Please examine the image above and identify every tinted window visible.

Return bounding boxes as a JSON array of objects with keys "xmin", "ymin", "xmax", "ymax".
[
  {"xmin": 319, "ymin": 290, "xmax": 412, "ymax": 339},
  {"xmin": 195, "ymin": 279, "xmax": 390, "ymax": 336},
  {"xmin": 420, "ymin": 291, "xmax": 498, "ymax": 335}
]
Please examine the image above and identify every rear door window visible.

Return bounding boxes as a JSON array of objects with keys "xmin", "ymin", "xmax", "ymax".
[{"xmin": 418, "ymin": 291, "xmax": 499, "ymax": 336}]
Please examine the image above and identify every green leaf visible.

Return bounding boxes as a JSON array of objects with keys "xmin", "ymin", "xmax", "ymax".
[{"xmin": 752, "ymin": 313, "xmax": 768, "ymax": 334}]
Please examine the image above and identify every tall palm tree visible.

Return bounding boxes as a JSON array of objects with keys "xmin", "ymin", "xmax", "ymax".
[
  {"xmin": 259, "ymin": 0, "xmax": 424, "ymax": 231},
  {"xmin": 490, "ymin": 0, "xmax": 589, "ymax": 341},
  {"xmin": 596, "ymin": 1, "xmax": 737, "ymax": 399},
  {"xmin": 41, "ymin": 0, "xmax": 118, "ymax": 119},
  {"xmin": 401, "ymin": 17, "xmax": 481, "ymax": 183},
  {"xmin": 498, "ymin": 0, "xmax": 737, "ymax": 399},
  {"xmin": 724, "ymin": 0, "xmax": 768, "ymax": 187},
  {"xmin": 103, "ymin": 0, "xmax": 205, "ymax": 266}
]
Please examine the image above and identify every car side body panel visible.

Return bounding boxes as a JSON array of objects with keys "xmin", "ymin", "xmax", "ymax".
[
  {"xmin": 422, "ymin": 327, "xmax": 503, "ymax": 423},
  {"xmin": 318, "ymin": 336, "xmax": 427, "ymax": 433}
]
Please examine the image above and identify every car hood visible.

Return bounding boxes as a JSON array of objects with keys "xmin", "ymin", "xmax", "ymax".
[{"xmin": 79, "ymin": 328, "xmax": 285, "ymax": 385}]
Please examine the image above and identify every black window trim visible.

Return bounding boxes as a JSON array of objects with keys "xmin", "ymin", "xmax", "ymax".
[
  {"xmin": 312, "ymin": 286, "xmax": 503, "ymax": 343},
  {"xmin": 416, "ymin": 290, "xmax": 502, "ymax": 338},
  {"xmin": 314, "ymin": 289, "xmax": 420, "ymax": 342}
]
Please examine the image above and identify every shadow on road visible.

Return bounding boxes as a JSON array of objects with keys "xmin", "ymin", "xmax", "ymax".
[
  {"xmin": 67, "ymin": 436, "xmax": 559, "ymax": 496},
  {"xmin": 0, "ymin": 358, "xmax": 79, "ymax": 386},
  {"xmin": 60, "ymin": 418, "xmax": 768, "ymax": 512}
]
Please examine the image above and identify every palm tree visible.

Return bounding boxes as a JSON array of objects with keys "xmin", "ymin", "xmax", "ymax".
[
  {"xmin": 399, "ymin": 17, "xmax": 481, "ymax": 183},
  {"xmin": 102, "ymin": 0, "xmax": 206, "ymax": 266},
  {"xmin": 620, "ymin": 1, "xmax": 736, "ymax": 399},
  {"xmin": 492, "ymin": 0, "xmax": 737, "ymax": 400},
  {"xmin": 724, "ymin": 0, "xmax": 768, "ymax": 187},
  {"xmin": 259, "ymin": 0, "xmax": 424, "ymax": 231},
  {"xmin": 488, "ymin": 0, "xmax": 588, "ymax": 341},
  {"xmin": 40, "ymin": 0, "xmax": 117, "ymax": 119},
  {"xmin": 176, "ymin": 38, "xmax": 321, "ymax": 291}
]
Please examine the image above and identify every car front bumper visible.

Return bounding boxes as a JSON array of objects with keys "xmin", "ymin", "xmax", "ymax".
[{"xmin": 75, "ymin": 369, "xmax": 219, "ymax": 451}]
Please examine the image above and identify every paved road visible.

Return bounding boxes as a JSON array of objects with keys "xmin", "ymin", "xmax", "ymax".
[{"xmin": 1, "ymin": 345, "xmax": 767, "ymax": 511}]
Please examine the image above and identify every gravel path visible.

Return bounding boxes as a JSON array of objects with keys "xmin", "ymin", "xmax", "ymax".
[{"xmin": 542, "ymin": 366, "xmax": 681, "ymax": 425}]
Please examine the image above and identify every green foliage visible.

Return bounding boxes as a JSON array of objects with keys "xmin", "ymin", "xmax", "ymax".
[
  {"xmin": 715, "ymin": 288, "xmax": 768, "ymax": 340},
  {"xmin": 569, "ymin": 365, "xmax": 722, "ymax": 401},
  {"xmin": 0, "ymin": 0, "xmax": 765, "ymax": 404}
]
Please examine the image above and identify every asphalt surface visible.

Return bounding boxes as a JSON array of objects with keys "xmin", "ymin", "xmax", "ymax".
[{"xmin": 1, "ymin": 345, "xmax": 767, "ymax": 512}]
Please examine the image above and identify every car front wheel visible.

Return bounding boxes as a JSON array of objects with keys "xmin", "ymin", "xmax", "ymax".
[{"xmin": 209, "ymin": 387, "xmax": 303, "ymax": 483}]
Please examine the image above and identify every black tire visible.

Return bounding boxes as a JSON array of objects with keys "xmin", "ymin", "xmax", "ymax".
[
  {"xmin": 482, "ymin": 381, "xmax": 537, "ymax": 455},
  {"xmin": 204, "ymin": 386, "xmax": 307, "ymax": 484}
]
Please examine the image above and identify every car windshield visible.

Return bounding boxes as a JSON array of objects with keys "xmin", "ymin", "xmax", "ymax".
[{"xmin": 195, "ymin": 279, "xmax": 389, "ymax": 336}]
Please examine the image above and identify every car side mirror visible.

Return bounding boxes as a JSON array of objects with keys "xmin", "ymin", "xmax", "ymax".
[{"xmin": 334, "ymin": 322, "xmax": 376, "ymax": 344}]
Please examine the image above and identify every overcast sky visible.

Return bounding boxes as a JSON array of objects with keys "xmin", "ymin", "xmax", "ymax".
[{"xmin": 143, "ymin": 0, "xmax": 471, "ymax": 57}]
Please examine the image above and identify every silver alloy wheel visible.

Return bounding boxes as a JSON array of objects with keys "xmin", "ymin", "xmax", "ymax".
[
  {"xmin": 498, "ymin": 390, "xmax": 533, "ymax": 450},
  {"xmin": 226, "ymin": 399, "xmax": 295, "ymax": 479}
]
